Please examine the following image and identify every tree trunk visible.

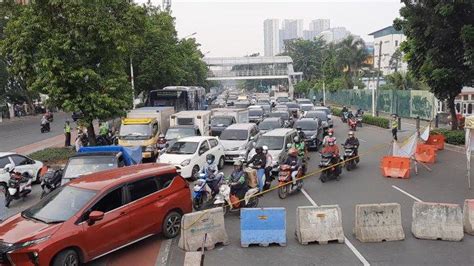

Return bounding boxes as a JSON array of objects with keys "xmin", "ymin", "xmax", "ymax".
[
  {"xmin": 447, "ymin": 96, "xmax": 458, "ymax": 130},
  {"xmin": 87, "ymin": 123, "xmax": 96, "ymax": 146}
]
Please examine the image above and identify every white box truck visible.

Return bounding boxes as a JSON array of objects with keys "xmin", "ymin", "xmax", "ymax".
[
  {"xmin": 127, "ymin": 107, "xmax": 175, "ymax": 135},
  {"xmin": 210, "ymin": 108, "xmax": 249, "ymax": 136},
  {"xmin": 165, "ymin": 111, "xmax": 212, "ymax": 145}
]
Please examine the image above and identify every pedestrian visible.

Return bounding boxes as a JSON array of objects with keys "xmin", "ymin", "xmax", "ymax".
[
  {"xmin": 64, "ymin": 120, "xmax": 72, "ymax": 147},
  {"xmin": 391, "ymin": 114, "xmax": 399, "ymax": 141}
]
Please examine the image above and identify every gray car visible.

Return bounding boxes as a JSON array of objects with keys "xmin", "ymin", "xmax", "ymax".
[
  {"xmin": 258, "ymin": 117, "xmax": 283, "ymax": 134},
  {"xmin": 294, "ymin": 118, "xmax": 323, "ymax": 150},
  {"xmin": 220, "ymin": 123, "xmax": 259, "ymax": 162}
]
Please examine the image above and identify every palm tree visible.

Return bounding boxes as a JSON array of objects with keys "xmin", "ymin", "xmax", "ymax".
[{"xmin": 335, "ymin": 36, "xmax": 369, "ymax": 89}]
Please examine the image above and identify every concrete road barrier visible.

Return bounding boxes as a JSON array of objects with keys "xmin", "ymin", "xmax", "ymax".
[
  {"xmin": 412, "ymin": 202, "xmax": 463, "ymax": 241},
  {"xmin": 241, "ymin": 208, "xmax": 286, "ymax": 247},
  {"xmin": 296, "ymin": 205, "xmax": 344, "ymax": 245},
  {"xmin": 354, "ymin": 203, "xmax": 405, "ymax": 242},
  {"xmin": 178, "ymin": 207, "xmax": 230, "ymax": 251},
  {"xmin": 183, "ymin": 252, "xmax": 202, "ymax": 266},
  {"xmin": 463, "ymin": 199, "xmax": 474, "ymax": 235}
]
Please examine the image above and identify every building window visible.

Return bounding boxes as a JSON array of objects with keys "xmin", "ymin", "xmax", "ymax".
[
  {"xmin": 463, "ymin": 95, "xmax": 469, "ymax": 101},
  {"xmin": 468, "ymin": 104, "xmax": 473, "ymax": 115}
]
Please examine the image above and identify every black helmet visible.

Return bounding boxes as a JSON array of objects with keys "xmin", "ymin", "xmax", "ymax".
[
  {"xmin": 296, "ymin": 127, "xmax": 302, "ymax": 131},
  {"xmin": 206, "ymin": 154, "xmax": 215, "ymax": 164},
  {"xmin": 255, "ymin": 146, "xmax": 263, "ymax": 153}
]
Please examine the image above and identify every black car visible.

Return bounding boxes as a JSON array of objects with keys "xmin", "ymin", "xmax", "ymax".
[
  {"xmin": 294, "ymin": 118, "xmax": 322, "ymax": 150},
  {"xmin": 258, "ymin": 117, "xmax": 283, "ymax": 134},
  {"xmin": 210, "ymin": 116, "xmax": 236, "ymax": 136}
]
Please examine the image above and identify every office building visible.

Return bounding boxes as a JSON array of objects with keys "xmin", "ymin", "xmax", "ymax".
[
  {"xmin": 309, "ymin": 19, "xmax": 330, "ymax": 35},
  {"xmin": 369, "ymin": 26, "xmax": 407, "ymax": 75},
  {"xmin": 264, "ymin": 19, "xmax": 280, "ymax": 56}
]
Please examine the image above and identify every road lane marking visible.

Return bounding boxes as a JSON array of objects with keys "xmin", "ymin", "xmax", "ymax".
[
  {"xmin": 359, "ymin": 138, "xmax": 367, "ymax": 143},
  {"xmin": 301, "ymin": 189, "xmax": 370, "ymax": 266},
  {"xmin": 392, "ymin": 185, "xmax": 423, "ymax": 202},
  {"xmin": 156, "ymin": 239, "xmax": 173, "ymax": 266}
]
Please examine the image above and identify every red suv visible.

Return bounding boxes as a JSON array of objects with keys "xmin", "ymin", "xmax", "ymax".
[{"xmin": 0, "ymin": 163, "xmax": 192, "ymax": 265}]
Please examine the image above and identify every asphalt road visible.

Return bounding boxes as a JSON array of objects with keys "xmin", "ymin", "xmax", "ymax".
[
  {"xmin": 2, "ymin": 117, "xmax": 473, "ymax": 265},
  {"xmin": 0, "ymin": 112, "xmax": 71, "ymax": 151},
  {"xmin": 167, "ymin": 118, "xmax": 474, "ymax": 266}
]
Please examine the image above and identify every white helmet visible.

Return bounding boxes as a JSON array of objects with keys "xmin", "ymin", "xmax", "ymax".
[
  {"xmin": 262, "ymin": 145, "xmax": 268, "ymax": 153},
  {"xmin": 4, "ymin": 163, "xmax": 15, "ymax": 173}
]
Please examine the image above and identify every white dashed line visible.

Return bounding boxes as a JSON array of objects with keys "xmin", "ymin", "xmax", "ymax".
[
  {"xmin": 301, "ymin": 188, "xmax": 370, "ymax": 266},
  {"xmin": 392, "ymin": 185, "xmax": 423, "ymax": 202}
]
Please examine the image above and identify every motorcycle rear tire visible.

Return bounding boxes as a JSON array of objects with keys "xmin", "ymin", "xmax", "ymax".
[
  {"xmin": 193, "ymin": 194, "xmax": 206, "ymax": 211},
  {"xmin": 346, "ymin": 162, "xmax": 352, "ymax": 171},
  {"xmin": 278, "ymin": 185, "xmax": 288, "ymax": 199},
  {"xmin": 40, "ymin": 191, "xmax": 47, "ymax": 199},
  {"xmin": 247, "ymin": 197, "xmax": 259, "ymax": 208},
  {"xmin": 5, "ymin": 195, "xmax": 11, "ymax": 208},
  {"xmin": 320, "ymin": 172, "xmax": 327, "ymax": 183}
]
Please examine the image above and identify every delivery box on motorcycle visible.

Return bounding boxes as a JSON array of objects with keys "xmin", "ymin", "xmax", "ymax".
[{"xmin": 244, "ymin": 167, "xmax": 258, "ymax": 188}]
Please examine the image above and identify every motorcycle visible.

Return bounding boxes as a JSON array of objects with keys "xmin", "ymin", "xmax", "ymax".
[
  {"xmin": 356, "ymin": 114, "xmax": 363, "ymax": 127},
  {"xmin": 40, "ymin": 169, "xmax": 63, "ymax": 198},
  {"xmin": 213, "ymin": 180, "xmax": 259, "ymax": 215},
  {"xmin": 319, "ymin": 153, "xmax": 342, "ymax": 183},
  {"xmin": 348, "ymin": 117, "xmax": 357, "ymax": 131},
  {"xmin": 277, "ymin": 164, "xmax": 303, "ymax": 199},
  {"xmin": 5, "ymin": 172, "xmax": 33, "ymax": 208},
  {"xmin": 341, "ymin": 111, "xmax": 349, "ymax": 123},
  {"xmin": 192, "ymin": 172, "xmax": 223, "ymax": 210},
  {"xmin": 343, "ymin": 145, "xmax": 358, "ymax": 171},
  {"xmin": 40, "ymin": 122, "xmax": 50, "ymax": 133}
]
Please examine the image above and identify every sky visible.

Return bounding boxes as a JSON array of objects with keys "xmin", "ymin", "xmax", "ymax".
[{"xmin": 137, "ymin": 0, "xmax": 403, "ymax": 57}]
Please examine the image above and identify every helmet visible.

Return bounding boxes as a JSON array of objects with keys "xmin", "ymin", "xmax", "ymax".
[
  {"xmin": 206, "ymin": 154, "xmax": 215, "ymax": 164},
  {"xmin": 348, "ymin": 131, "xmax": 354, "ymax": 137},
  {"xmin": 262, "ymin": 146, "xmax": 268, "ymax": 153},
  {"xmin": 255, "ymin": 146, "xmax": 263, "ymax": 154},
  {"xmin": 233, "ymin": 160, "xmax": 243, "ymax": 166},
  {"xmin": 293, "ymin": 136, "xmax": 300, "ymax": 143},
  {"xmin": 4, "ymin": 163, "xmax": 14, "ymax": 173},
  {"xmin": 328, "ymin": 137, "xmax": 336, "ymax": 146},
  {"xmin": 296, "ymin": 127, "xmax": 302, "ymax": 131},
  {"xmin": 288, "ymin": 147, "xmax": 298, "ymax": 157}
]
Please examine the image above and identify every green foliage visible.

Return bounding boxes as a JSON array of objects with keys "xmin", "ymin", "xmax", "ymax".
[
  {"xmin": 285, "ymin": 36, "xmax": 369, "ymax": 91},
  {"xmin": 430, "ymin": 129, "xmax": 465, "ymax": 145},
  {"xmin": 384, "ymin": 71, "xmax": 429, "ymax": 91},
  {"xmin": 28, "ymin": 147, "xmax": 76, "ymax": 164},
  {"xmin": 362, "ymin": 114, "xmax": 390, "ymax": 129},
  {"xmin": 395, "ymin": 1, "xmax": 473, "ymax": 129},
  {"xmin": 330, "ymin": 106, "xmax": 342, "ymax": 116}
]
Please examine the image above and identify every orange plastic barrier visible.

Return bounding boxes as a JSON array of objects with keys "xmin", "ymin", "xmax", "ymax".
[
  {"xmin": 415, "ymin": 144, "xmax": 437, "ymax": 163},
  {"xmin": 380, "ymin": 156, "xmax": 411, "ymax": 179},
  {"xmin": 426, "ymin": 134, "xmax": 445, "ymax": 150}
]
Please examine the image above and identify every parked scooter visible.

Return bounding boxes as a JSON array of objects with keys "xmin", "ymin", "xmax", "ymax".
[
  {"xmin": 343, "ymin": 145, "xmax": 359, "ymax": 171},
  {"xmin": 192, "ymin": 172, "xmax": 223, "ymax": 210},
  {"xmin": 319, "ymin": 153, "xmax": 342, "ymax": 182},
  {"xmin": 40, "ymin": 169, "xmax": 63, "ymax": 198},
  {"xmin": 213, "ymin": 180, "xmax": 259, "ymax": 214},
  {"xmin": 4, "ymin": 165, "xmax": 33, "ymax": 208},
  {"xmin": 277, "ymin": 164, "xmax": 303, "ymax": 199}
]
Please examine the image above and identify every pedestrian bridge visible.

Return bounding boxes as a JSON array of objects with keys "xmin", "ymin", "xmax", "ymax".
[{"xmin": 203, "ymin": 56, "xmax": 303, "ymax": 97}]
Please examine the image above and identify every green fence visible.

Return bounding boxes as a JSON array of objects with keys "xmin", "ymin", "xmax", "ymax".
[{"xmin": 308, "ymin": 89, "xmax": 436, "ymax": 120}]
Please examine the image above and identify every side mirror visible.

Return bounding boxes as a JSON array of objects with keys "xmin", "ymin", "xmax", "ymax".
[{"xmin": 88, "ymin": 211, "xmax": 104, "ymax": 225}]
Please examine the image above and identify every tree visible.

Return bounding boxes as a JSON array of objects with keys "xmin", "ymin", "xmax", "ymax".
[
  {"xmin": 389, "ymin": 48, "xmax": 403, "ymax": 73},
  {"xmin": 283, "ymin": 38, "xmax": 325, "ymax": 81},
  {"xmin": 1, "ymin": 0, "xmax": 144, "ymax": 142},
  {"xmin": 335, "ymin": 36, "xmax": 369, "ymax": 89},
  {"xmin": 395, "ymin": 1, "xmax": 474, "ymax": 129}
]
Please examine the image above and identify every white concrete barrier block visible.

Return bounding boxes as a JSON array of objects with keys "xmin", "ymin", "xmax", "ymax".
[
  {"xmin": 354, "ymin": 203, "xmax": 405, "ymax": 242},
  {"xmin": 296, "ymin": 205, "xmax": 344, "ymax": 245},
  {"xmin": 412, "ymin": 202, "xmax": 463, "ymax": 241},
  {"xmin": 464, "ymin": 199, "xmax": 474, "ymax": 235}
]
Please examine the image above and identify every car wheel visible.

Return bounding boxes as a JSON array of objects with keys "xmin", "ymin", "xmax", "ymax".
[
  {"xmin": 162, "ymin": 211, "xmax": 182, "ymax": 239},
  {"xmin": 218, "ymin": 156, "xmax": 225, "ymax": 170},
  {"xmin": 52, "ymin": 249, "xmax": 79, "ymax": 266}
]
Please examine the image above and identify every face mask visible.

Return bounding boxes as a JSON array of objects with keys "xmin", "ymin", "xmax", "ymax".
[{"xmin": 207, "ymin": 160, "xmax": 212, "ymax": 164}]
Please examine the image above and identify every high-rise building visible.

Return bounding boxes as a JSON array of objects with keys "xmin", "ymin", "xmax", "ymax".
[
  {"xmin": 331, "ymin": 27, "xmax": 351, "ymax": 42},
  {"xmin": 263, "ymin": 19, "xmax": 280, "ymax": 56},
  {"xmin": 303, "ymin": 30, "xmax": 318, "ymax": 41},
  {"xmin": 309, "ymin": 19, "xmax": 330, "ymax": 35},
  {"xmin": 279, "ymin": 19, "xmax": 303, "ymax": 52}
]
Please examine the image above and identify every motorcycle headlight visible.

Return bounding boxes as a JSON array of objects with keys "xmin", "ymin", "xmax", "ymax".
[
  {"xmin": 11, "ymin": 236, "xmax": 50, "ymax": 250},
  {"xmin": 181, "ymin": 159, "xmax": 191, "ymax": 167}
]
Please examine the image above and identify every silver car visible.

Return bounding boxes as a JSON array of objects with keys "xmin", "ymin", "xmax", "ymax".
[{"xmin": 220, "ymin": 123, "xmax": 259, "ymax": 162}]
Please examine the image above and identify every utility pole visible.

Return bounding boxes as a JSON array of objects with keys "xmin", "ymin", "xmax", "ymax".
[{"xmin": 375, "ymin": 41, "xmax": 383, "ymax": 116}]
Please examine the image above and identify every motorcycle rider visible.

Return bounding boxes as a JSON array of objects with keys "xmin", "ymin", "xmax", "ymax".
[
  {"xmin": 284, "ymin": 148, "xmax": 302, "ymax": 185},
  {"xmin": 292, "ymin": 136, "xmax": 305, "ymax": 159},
  {"xmin": 226, "ymin": 160, "xmax": 248, "ymax": 199},
  {"xmin": 200, "ymin": 154, "xmax": 221, "ymax": 194},
  {"xmin": 342, "ymin": 105, "xmax": 348, "ymax": 113},
  {"xmin": 296, "ymin": 126, "xmax": 306, "ymax": 140},
  {"xmin": 344, "ymin": 131, "xmax": 360, "ymax": 163},
  {"xmin": 322, "ymin": 128, "xmax": 335, "ymax": 147},
  {"xmin": 41, "ymin": 115, "xmax": 50, "ymax": 131},
  {"xmin": 262, "ymin": 146, "xmax": 273, "ymax": 188},
  {"xmin": 248, "ymin": 146, "xmax": 267, "ymax": 192},
  {"xmin": 322, "ymin": 137, "xmax": 340, "ymax": 163}
]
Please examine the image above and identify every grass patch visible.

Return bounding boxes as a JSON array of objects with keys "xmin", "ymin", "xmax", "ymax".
[{"xmin": 28, "ymin": 147, "xmax": 76, "ymax": 165}]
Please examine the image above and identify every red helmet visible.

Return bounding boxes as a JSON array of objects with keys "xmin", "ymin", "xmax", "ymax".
[{"xmin": 328, "ymin": 129, "xmax": 334, "ymax": 135}]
